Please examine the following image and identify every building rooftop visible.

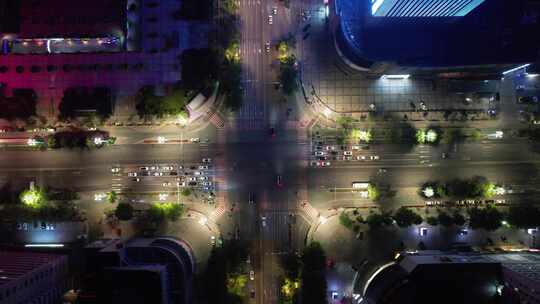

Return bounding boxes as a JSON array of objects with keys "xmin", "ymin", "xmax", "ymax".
[
  {"xmin": 0, "ymin": 250, "xmax": 66, "ymax": 286},
  {"xmin": 1, "ymin": 0, "xmax": 126, "ymax": 38}
]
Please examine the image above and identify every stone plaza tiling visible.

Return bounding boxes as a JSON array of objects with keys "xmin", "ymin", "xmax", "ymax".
[{"xmin": 297, "ymin": 0, "xmax": 497, "ymax": 114}]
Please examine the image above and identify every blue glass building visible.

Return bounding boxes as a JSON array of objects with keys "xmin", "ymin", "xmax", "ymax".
[
  {"xmin": 371, "ymin": 0, "xmax": 487, "ymax": 17},
  {"xmin": 334, "ymin": 0, "xmax": 540, "ymax": 72}
]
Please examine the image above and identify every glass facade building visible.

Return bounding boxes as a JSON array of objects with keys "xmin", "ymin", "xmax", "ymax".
[{"xmin": 371, "ymin": 0, "xmax": 487, "ymax": 17}]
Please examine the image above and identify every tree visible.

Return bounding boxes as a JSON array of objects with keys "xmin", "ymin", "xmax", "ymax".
[
  {"xmin": 452, "ymin": 212, "xmax": 466, "ymax": 226},
  {"xmin": 181, "ymin": 189, "xmax": 191, "ymax": 196},
  {"xmin": 281, "ymin": 252, "xmax": 301, "ymax": 279},
  {"xmin": 0, "ymin": 89, "xmax": 37, "ymax": 120},
  {"xmin": 301, "ymin": 242, "xmax": 327, "ymax": 304},
  {"xmin": 467, "ymin": 206, "xmax": 503, "ymax": 231},
  {"xmin": 107, "ymin": 191, "xmax": 118, "ymax": 203},
  {"xmin": 227, "ymin": 273, "xmax": 247, "ymax": 297},
  {"xmin": 180, "ymin": 49, "xmax": 219, "ymax": 90},
  {"xmin": 393, "ymin": 207, "xmax": 423, "ymax": 228},
  {"xmin": 426, "ymin": 216, "xmax": 439, "ymax": 226},
  {"xmin": 437, "ymin": 212, "xmax": 454, "ymax": 227},
  {"xmin": 59, "ymin": 87, "xmax": 112, "ymax": 120},
  {"xmin": 114, "ymin": 203, "xmax": 134, "ymax": 220},
  {"xmin": 366, "ymin": 212, "xmax": 393, "ymax": 230},
  {"xmin": 339, "ymin": 212, "xmax": 354, "ymax": 230},
  {"xmin": 507, "ymin": 204, "xmax": 540, "ymax": 229},
  {"xmin": 279, "ymin": 55, "xmax": 299, "ymax": 96},
  {"xmin": 367, "ymin": 184, "xmax": 380, "ymax": 201}
]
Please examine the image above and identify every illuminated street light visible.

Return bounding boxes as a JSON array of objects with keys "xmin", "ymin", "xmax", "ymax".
[
  {"xmin": 94, "ymin": 137, "xmax": 104, "ymax": 145},
  {"xmin": 422, "ymin": 187, "xmax": 435, "ymax": 198},
  {"xmin": 381, "ymin": 74, "xmax": 410, "ymax": 79},
  {"xmin": 27, "ymin": 138, "xmax": 37, "ymax": 146},
  {"xmin": 426, "ymin": 129, "xmax": 437, "ymax": 142},
  {"xmin": 198, "ymin": 217, "xmax": 208, "ymax": 226}
]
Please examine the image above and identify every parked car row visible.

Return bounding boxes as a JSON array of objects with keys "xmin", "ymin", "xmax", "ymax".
[{"xmin": 425, "ymin": 199, "xmax": 508, "ymax": 207}]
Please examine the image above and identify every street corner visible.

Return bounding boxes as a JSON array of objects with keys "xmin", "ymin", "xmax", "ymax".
[{"xmin": 165, "ymin": 215, "xmax": 220, "ymax": 270}]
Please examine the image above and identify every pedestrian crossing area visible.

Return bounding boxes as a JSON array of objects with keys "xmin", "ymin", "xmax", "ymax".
[
  {"xmin": 227, "ymin": 119, "xmax": 267, "ymax": 130},
  {"xmin": 209, "ymin": 112, "xmax": 226, "ymax": 129}
]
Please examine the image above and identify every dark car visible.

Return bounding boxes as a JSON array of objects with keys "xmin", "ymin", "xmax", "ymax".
[
  {"xmin": 277, "ymin": 175, "xmax": 283, "ymax": 187},
  {"xmin": 269, "ymin": 127, "xmax": 276, "ymax": 137},
  {"xmin": 518, "ymin": 96, "xmax": 539, "ymax": 104}
]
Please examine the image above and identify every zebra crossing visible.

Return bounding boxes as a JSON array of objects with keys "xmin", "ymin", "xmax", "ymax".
[{"xmin": 209, "ymin": 112, "xmax": 226, "ymax": 129}]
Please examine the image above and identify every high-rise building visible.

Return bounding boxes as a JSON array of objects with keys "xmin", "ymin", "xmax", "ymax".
[
  {"xmin": 0, "ymin": 250, "xmax": 70, "ymax": 304},
  {"xmin": 371, "ymin": 0, "xmax": 487, "ymax": 17}
]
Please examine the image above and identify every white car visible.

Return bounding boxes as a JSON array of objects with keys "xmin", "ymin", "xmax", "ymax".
[
  {"xmin": 250, "ymin": 270, "xmax": 255, "ymax": 280},
  {"xmin": 202, "ymin": 158, "xmax": 212, "ymax": 163},
  {"xmin": 153, "ymin": 172, "xmax": 163, "ymax": 176},
  {"xmin": 162, "ymin": 182, "xmax": 172, "ymax": 187},
  {"xmin": 268, "ymin": 15, "xmax": 273, "ymax": 24},
  {"xmin": 199, "ymin": 176, "xmax": 208, "ymax": 181},
  {"xmin": 140, "ymin": 166, "xmax": 149, "ymax": 171},
  {"xmin": 261, "ymin": 216, "xmax": 267, "ymax": 227},
  {"xmin": 161, "ymin": 165, "xmax": 174, "ymax": 171},
  {"xmin": 150, "ymin": 166, "xmax": 158, "ymax": 170},
  {"xmin": 132, "ymin": 178, "xmax": 141, "ymax": 182},
  {"xmin": 128, "ymin": 172, "xmax": 138, "ymax": 177},
  {"xmin": 357, "ymin": 155, "xmax": 366, "ymax": 161},
  {"xmin": 199, "ymin": 165, "xmax": 209, "ymax": 170},
  {"xmin": 351, "ymin": 145, "xmax": 360, "ymax": 150},
  {"xmin": 194, "ymin": 171, "xmax": 202, "ymax": 175},
  {"xmin": 321, "ymin": 162, "xmax": 331, "ymax": 167},
  {"xmin": 370, "ymin": 155, "xmax": 380, "ymax": 160},
  {"xmin": 315, "ymin": 151, "xmax": 325, "ymax": 156},
  {"xmin": 111, "ymin": 167, "xmax": 120, "ymax": 173},
  {"xmin": 203, "ymin": 181, "xmax": 213, "ymax": 186},
  {"xmin": 325, "ymin": 146, "xmax": 335, "ymax": 151},
  {"xmin": 190, "ymin": 138, "xmax": 200, "ymax": 143},
  {"xmin": 343, "ymin": 151, "xmax": 353, "ymax": 156},
  {"xmin": 189, "ymin": 177, "xmax": 197, "ymax": 182},
  {"xmin": 271, "ymin": 7, "xmax": 277, "ymax": 14},
  {"xmin": 265, "ymin": 41, "xmax": 271, "ymax": 53}
]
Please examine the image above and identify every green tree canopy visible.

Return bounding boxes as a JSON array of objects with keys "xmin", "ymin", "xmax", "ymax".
[
  {"xmin": 393, "ymin": 207, "xmax": 423, "ymax": 228},
  {"xmin": 114, "ymin": 203, "xmax": 134, "ymax": 221},
  {"xmin": 467, "ymin": 206, "xmax": 503, "ymax": 231},
  {"xmin": 507, "ymin": 204, "xmax": 540, "ymax": 229}
]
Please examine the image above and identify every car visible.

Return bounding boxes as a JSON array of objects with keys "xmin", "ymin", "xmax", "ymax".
[
  {"xmin": 211, "ymin": 236, "xmax": 216, "ymax": 246},
  {"xmin": 321, "ymin": 162, "xmax": 330, "ymax": 166},
  {"xmin": 265, "ymin": 41, "xmax": 271, "ymax": 53},
  {"xmin": 150, "ymin": 166, "xmax": 158, "ymax": 170},
  {"xmin": 277, "ymin": 175, "xmax": 283, "ymax": 187},
  {"xmin": 111, "ymin": 167, "xmax": 120, "ymax": 173},
  {"xmin": 458, "ymin": 229, "xmax": 468, "ymax": 236},
  {"xmin": 177, "ymin": 181, "xmax": 186, "ymax": 187},
  {"xmin": 190, "ymin": 138, "xmax": 200, "ymax": 143},
  {"xmin": 249, "ymin": 193, "xmax": 255, "ymax": 204},
  {"xmin": 419, "ymin": 227, "xmax": 428, "ymax": 236},
  {"xmin": 351, "ymin": 145, "xmax": 360, "ymax": 150},
  {"xmin": 356, "ymin": 155, "xmax": 366, "ymax": 160},
  {"xmin": 317, "ymin": 156, "xmax": 327, "ymax": 161},
  {"xmin": 442, "ymin": 152, "xmax": 447, "ymax": 159},
  {"xmin": 161, "ymin": 165, "xmax": 174, "ymax": 171},
  {"xmin": 202, "ymin": 181, "xmax": 213, "ymax": 186},
  {"xmin": 194, "ymin": 171, "xmax": 202, "ymax": 175},
  {"xmin": 199, "ymin": 165, "xmax": 209, "ymax": 170},
  {"xmin": 311, "ymin": 161, "xmax": 320, "ymax": 166},
  {"xmin": 189, "ymin": 177, "xmax": 197, "ymax": 182},
  {"xmin": 315, "ymin": 151, "xmax": 324, "ymax": 156},
  {"xmin": 128, "ymin": 172, "xmax": 138, "ymax": 177},
  {"xmin": 345, "ymin": 156, "xmax": 352, "ymax": 161},
  {"xmin": 268, "ymin": 15, "xmax": 273, "ymax": 24},
  {"xmin": 269, "ymin": 127, "xmax": 276, "ymax": 137},
  {"xmin": 188, "ymin": 181, "xmax": 197, "ymax": 186},
  {"xmin": 315, "ymin": 145, "xmax": 323, "ymax": 150},
  {"xmin": 140, "ymin": 166, "xmax": 149, "ymax": 171},
  {"xmin": 140, "ymin": 171, "xmax": 150, "ymax": 176},
  {"xmin": 250, "ymin": 270, "xmax": 255, "ymax": 280},
  {"xmin": 202, "ymin": 158, "xmax": 212, "ymax": 163},
  {"xmin": 169, "ymin": 171, "xmax": 178, "ymax": 176},
  {"xmin": 370, "ymin": 155, "xmax": 380, "ymax": 160},
  {"xmin": 199, "ymin": 176, "xmax": 208, "ymax": 181},
  {"xmin": 261, "ymin": 216, "xmax": 267, "ymax": 227},
  {"xmin": 162, "ymin": 182, "xmax": 172, "ymax": 187},
  {"xmin": 378, "ymin": 168, "xmax": 387, "ymax": 173},
  {"xmin": 343, "ymin": 151, "xmax": 352, "ymax": 156},
  {"xmin": 271, "ymin": 7, "xmax": 277, "ymax": 14},
  {"xmin": 250, "ymin": 290, "xmax": 256, "ymax": 299},
  {"xmin": 153, "ymin": 172, "xmax": 163, "ymax": 176},
  {"xmin": 325, "ymin": 145, "xmax": 335, "ymax": 151}
]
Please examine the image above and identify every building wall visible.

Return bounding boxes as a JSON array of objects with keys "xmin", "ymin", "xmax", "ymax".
[
  {"xmin": 371, "ymin": 0, "xmax": 487, "ymax": 17},
  {"xmin": 0, "ymin": 252, "xmax": 69, "ymax": 304}
]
